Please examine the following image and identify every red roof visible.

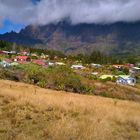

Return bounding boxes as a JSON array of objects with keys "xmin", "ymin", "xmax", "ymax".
[
  {"xmin": 16, "ymin": 56, "xmax": 29, "ymax": 60},
  {"xmin": 4, "ymin": 59, "xmax": 12, "ymax": 63},
  {"xmin": 32, "ymin": 60, "xmax": 46, "ymax": 66},
  {"xmin": 113, "ymin": 65, "xmax": 124, "ymax": 67},
  {"xmin": 18, "ymin": 61, "xmax": 27, "ymax": 64},
  {"xmin": 0, "ymin": 51, "xmax": 4, "ymax": 54}
]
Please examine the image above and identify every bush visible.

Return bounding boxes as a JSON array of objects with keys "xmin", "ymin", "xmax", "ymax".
[
  {"xmin": 0, "ymin": 64, "xmax": 95, "ymax": 94},
  {"xmin": 44, "ymin": 66, "xmax": 87, "ymax": 93},
  {"xmin": 100, "ymin": 77, "xmax": 112, "ymax": 82},
  {"xmin": 112, "ymin": 76, "xmax": 117, "ymax": 82}
]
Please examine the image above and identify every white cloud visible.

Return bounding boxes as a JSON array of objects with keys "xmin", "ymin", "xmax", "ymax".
[{"xmin": 0, "ymin": 0, "xmax": 140, "ymax": 27}]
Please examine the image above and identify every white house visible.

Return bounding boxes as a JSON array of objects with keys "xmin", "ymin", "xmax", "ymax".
[
  {"xmin": 91, "ymin": 72, "xmax": 99, "ymax": 75},
  {"xmin": 116, "ymin": 75, "xmax": 136, "ymax": 86},
  {"xmin": 71, "ymin": 65, "xmax": 85, "ymax": 70},
  {"xmin": 91, "ymin": 63, "xmax": 102, "ymax": 68},
  {"xmin": 0, "ymin": 60, "xmax": 11, "ymax": 68},
  {"xmin": 48, "ymin": 62, "xmax": 55, "ymax": 66},
  {"xmin": 130, "ymin": 67, "xmax": 140, "ymax": 75},
  {"xmin": 55, "ymin": 62, "xmax": 66, "ymax": 66}
]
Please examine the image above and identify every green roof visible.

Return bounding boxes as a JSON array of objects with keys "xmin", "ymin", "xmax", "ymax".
[
  {"xmin": 100, "ymin": 75, "xmax": 114, "ymax": 79},
  {"xmin": 11, "ymin": 62, "xmax": 19, "ymax": 66},
  {"xmin": 118, "ymin": 75, "xmax": 130, "ymax": 79}
]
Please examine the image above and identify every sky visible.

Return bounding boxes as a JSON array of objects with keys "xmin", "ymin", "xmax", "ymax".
[{"xmin": 0, "ymin": 0, "xmax": 140, "ymax": 34}]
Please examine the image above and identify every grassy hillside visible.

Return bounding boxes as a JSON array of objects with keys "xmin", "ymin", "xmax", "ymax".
[{"xmin": 0, "ymin": 80, "xmax": 140, "ymax": 140}]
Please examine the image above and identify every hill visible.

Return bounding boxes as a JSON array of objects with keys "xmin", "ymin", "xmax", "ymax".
[
  {"xmin": 0, "ymin": 80, "xmax": 140, "ymax": 140},
  {"xmin": 0, "ymin": 21, "xmax": 140, "ymax": 55}
]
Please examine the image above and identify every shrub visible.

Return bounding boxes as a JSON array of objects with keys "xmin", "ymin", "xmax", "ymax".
[
  {"xmin": 44, "ymin": 66, "xmax": 87, "ymax": 93},
  {"xmin": 100, "ymin": 77, "xmax": 112, "ymax": 82},
  {"xmin": 111, "ymin": 76, "xmax": 117, "ymax": 82},
  {"xmin": 0, "ymin": 64, "xmax": 95, "ymax": 94}
]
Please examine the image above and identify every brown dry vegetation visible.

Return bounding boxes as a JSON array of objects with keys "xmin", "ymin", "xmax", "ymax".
[{"xmin": 0, "ymin": 80, "xmax": 140, "ymax": 140}]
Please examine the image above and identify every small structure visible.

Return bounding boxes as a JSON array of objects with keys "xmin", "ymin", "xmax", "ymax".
[
  {"xmin": 71, "ymin": 65, "xmax": 85, "ymax": 70},
  {"xmin": 0, "ymin": 50, "xmax": 16, "ymax": 55},
  {"xmin": 0, "ymin": 60, "xmax": 11, "ymax": 68},
  {"xmin": 14, "ymin": 56, "xmax": 30, "ymax": 62},
  {"xmin": 113, "ymin": 64, "xmax": 124, "ymax": 69},
  {"xmin": 55, "ymin": 62, "xmax": 66, "ymax": 66},
  {"xmin": 0, "ymin": 51, "xmax": 5, "ymax": 54},
  {"xmin": 11, "ymin": 62, "xmax": 19, "ymax": 66},
  {"xmin": 137, "ymin": 63, "xmax": 140, "ymax": 67},
  {"xmin": 116, "ymin": 75, "xmax": 136, "ymax": 86},
  {"xmin": 32, "ymin": 59, "xmax": 47, "ymax": 67},
  {"xmin": 99, "ymin": 75, "xmax": 114, "ymax": 80},
  {"xmin": 91, "ymin": 63, "xmax": 102, "ymax": 68},
  {"xmin": 48, "ymin": 62, "xmax": 55, "ymax": 66},
  {"xmin": 130, "ymin": 67, "xmax": 140, "ymax": 75},
  {"xmin": 4, "ymin": 59, "xmax": 12, "ymax": 63},
  {"xmin": 40, "ymin": 53, "xmax": 49, "ymax": 59},
  {"xmin": 19, "ymin": 51, "xmax": 30, "ymax": 56},
  {"xmin": 91, "ymin": 72, "xmax": 99, "ymax": 75},
  {"xmin": 31, "ymin": 53, "xmax": 38, "ymax": 57},
  {"xmin": 125, "ymin": 63, "xmax": 134, "ymax": 68}
]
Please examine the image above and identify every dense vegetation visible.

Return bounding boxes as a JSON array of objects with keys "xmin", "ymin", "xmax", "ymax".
[
  {"xmin": 0, "ymin": 64, "xmax": 140, "ymax": 102},
  {"xmin": 0, "ymin": 64, "xmax": 94, "ymax": 94},
  {"xmin": 0, "ymin": 40, "xmax": 140, "ymax": 64},
  {"xmin": 0, "ymin": 40, "xmax": 140, "ymax": 101}
]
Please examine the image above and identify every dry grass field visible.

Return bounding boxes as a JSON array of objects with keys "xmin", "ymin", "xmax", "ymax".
[{"xmin": 0, "ymin": 80, "xmax": 140, "ymax": 140}]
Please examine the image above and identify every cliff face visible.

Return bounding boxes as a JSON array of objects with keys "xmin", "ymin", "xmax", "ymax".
[{"xmin": 0, "ymin": 21, "xmax": 140, "ymax": 55}]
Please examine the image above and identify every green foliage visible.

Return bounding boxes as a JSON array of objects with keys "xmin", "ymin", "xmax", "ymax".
[
  {"xmin": 122, "ymin": 67, "xmax": 129, "ymax": 75},
  {"xmin": 13, "ymin": 64, "xmax": 94, "ymax": 94},
  {"xmin": 44, "ymin": 66, "xmax": 86, "ymax": 92},
  {"xmin": 88, "ymin": 75, "xmax": 98, "ymax": 80},
  {"xmin": 0, "ymin": 40, "xmax": 11, "ymax": 50},
  {"xmin": 68, "ymin": 51, "xmax": 118, "ymax": 65},
  {"xmin": 112, "ymin": 76, "xmax": 117, "ymax": 82},
  {"xmin": 100, "ymin": 77, "xmax": 112, "ymax": 83}
]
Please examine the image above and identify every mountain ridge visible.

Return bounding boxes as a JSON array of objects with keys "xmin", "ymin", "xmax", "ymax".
[{"xmin": 0, "ymin": 21, "xmax": 140, "ymax": 55}]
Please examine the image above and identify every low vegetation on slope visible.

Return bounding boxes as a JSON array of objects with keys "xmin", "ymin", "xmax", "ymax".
[
  {"xmin": 0, "ymin": 64, "xmax": 140, "ymax": 102},
  {"xmin": 0, "ymin": 80, "xmax": 140, "ymax": 140}
]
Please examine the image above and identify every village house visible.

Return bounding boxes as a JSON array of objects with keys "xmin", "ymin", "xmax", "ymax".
[
  {"xmin": 48, "ymin": 62, "xmax": 55, "ymax": 66},
  {"xmin": 40, "ymin": 53, "xmax": 49, "ymax": 59},
  {"xmin": 19, "ymin": 51, "xmax": 30, "ymax": 56},
  {"xmin": 32, "ymin": 59, "xmax": 47, "ymax": 67},
  {"xmin": 137, "ymin": 63, "xmax": 140, "ymax": 67},
  {"xmin": 71, "ymin": 65, "xmax": 85, "ymax": 70},
  {"xmin": 113, "ymin": 64, "xmax": 125, "ymax": 69},
  {"xmin": 55, "ymin": 62, "xmax": 66, "ymax": 66},
  {"xmin": 99, "ymin": 75, "xmax": 114, "ymax": 80},
  {"xmin": 125, "ymin": 63, "xmax": 134, "ymax": 68},
  {"xmin": 11, "ymin": 62, "xmax": 19, "ymax": 67},
  {"xmin": 116, "ymin": 75, "xmax": 136, "ymax": 86},
  {"xmin": 14, "ymin": 56, "xmax": 30, "ymax": 62},
  {"xmin": 4, "ymin": 59, "xmax": 12, "ymax": 63},
  {"xmin": 31, "ymin": 53, "xmax": 38, "ymax": 57},
  {"xmin": 0, "ymin": 50, "xmax": 11, "ymax": 55},
  {"xmin": 0, "ymin": 60, "xmax": 11, "ymax": 68},
  {"xmin": 0, "ymin": 51, "xmax": 4, "ymax": 54},
  {"xmin": 91, "ymin": 72, "xmax": 99, "ymax": 75},
  {"xmin": 130, "ymin": 67, "xmax": 140, "ymax": 75},
  {"xmin": 91, "ymin": 63, "xmax": 102, "ymax": 68}
]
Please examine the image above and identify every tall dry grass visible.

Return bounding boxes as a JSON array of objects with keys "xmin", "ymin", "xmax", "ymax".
[{"xmin": 0, "ymin": 80, "xmax": 140, "ymax": 140}]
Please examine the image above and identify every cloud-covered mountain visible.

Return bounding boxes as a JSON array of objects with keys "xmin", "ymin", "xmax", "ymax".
[
  {"xmin": 0, "ymin": 21, "xmax": 140, "ymax": 55},
  {"xmin": 0, "ymin": 0, "xmax": 140, "ymax": 28}
]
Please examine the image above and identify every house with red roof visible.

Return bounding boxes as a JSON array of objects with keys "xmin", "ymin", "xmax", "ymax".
[
  {"xmin": 113, "ymin": 65, "xmax": 125, "ymax": 69},
  {"xmin": 32, "ymin": 59, "xmax": 47, "ymax": 67},
  {"xmin": 14, "ymin": 56, "xmax": 30, "ymax": 62}
]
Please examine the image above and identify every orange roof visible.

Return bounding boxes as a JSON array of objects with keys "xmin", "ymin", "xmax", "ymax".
[
  {"xmin": 113, "ymin": 64, "xmax": 124, "ymax": 67},
  {"xmin": 16, "ymin": 56, "xmax": 29, "ymax": 60}
]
